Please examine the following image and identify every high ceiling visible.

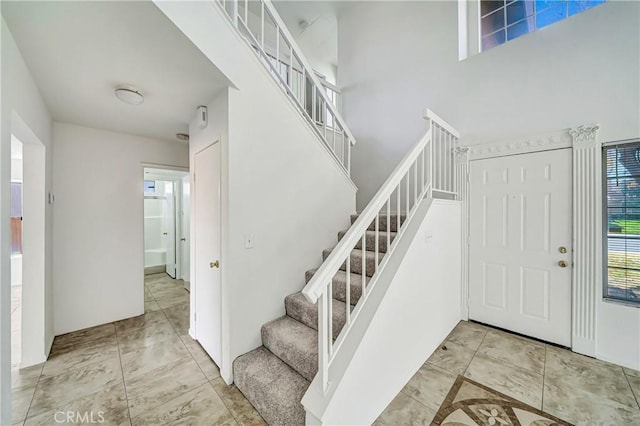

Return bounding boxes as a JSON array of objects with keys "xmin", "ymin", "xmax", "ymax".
[
  {"xmin": 2, "ymin": 1, "xmax": 231, "ymax": 143},
  {"xmin": 272, "ymin": 1, "xmax": 345, "ymax": 80}
]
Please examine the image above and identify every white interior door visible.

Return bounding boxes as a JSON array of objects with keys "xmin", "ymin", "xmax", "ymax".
[
  {"xmin": 164, "ymin": 182, "xmax": 177, "ymax": 278},
  {"xmin": 469, "ymin": 149, "xmax": 572, "ymax": 346},
  {"xmin": 181, "ymin": 176, "xmax": 191, "ymax": 283},
  {"xmin": 194, "ymin": 142, "xmax": 222, "ymax": 364}
]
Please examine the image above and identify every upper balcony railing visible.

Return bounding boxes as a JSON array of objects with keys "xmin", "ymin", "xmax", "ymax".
[{"xmin": 215, "ymin": 0, "xmax": 355, "ymax": 176}]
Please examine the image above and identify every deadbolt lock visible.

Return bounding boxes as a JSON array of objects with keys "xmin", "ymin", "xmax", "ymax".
[
  {"xmin": 210, "ymin": 260, "xmax": 220, "ymax": 269},
  {"xmin": 559, "ymin": 246, "xmax": 567, "ymax": 253},
  {"xmin": 558, "ymin": 260, "xmax": 568, "ymax": 268}
]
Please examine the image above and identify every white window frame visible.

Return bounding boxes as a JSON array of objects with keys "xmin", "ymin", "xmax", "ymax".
[{"xmin": 602, "ymin": 140, "xmax": 640, "ymax": 307}]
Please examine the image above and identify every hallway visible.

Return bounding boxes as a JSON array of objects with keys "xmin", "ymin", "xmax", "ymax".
[{"xmin": 11, "ymin": 273, "xmax": 265, "ymax": 425}]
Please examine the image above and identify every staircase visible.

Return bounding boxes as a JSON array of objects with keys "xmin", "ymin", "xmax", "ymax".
[
  {"xmin": 186, "ymin": 1, "xmax": 461, "ymax": 424},
  {"xmin": 234, "ymin": 214, "xmax": 404, "ymax": 425}
]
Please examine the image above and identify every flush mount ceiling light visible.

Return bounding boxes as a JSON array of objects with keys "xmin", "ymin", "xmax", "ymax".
[{"xmin": 114, "ymin": 85, "xmax": 144, "ymax": 105}]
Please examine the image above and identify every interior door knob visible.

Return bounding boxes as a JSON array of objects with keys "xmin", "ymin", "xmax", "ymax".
[
  {"xmin": 210, "ymin": 260, "xmax": 220, "ymax": 269},
  {"xmin": 162, "ymin": 232, "xmax": 168, "ymax": 236},
  {"xmin": 180, "ymin": 238, "xmax": 186, "ymax": 241},
  {"xmin": 558, "ymin": 260, "xmax": 568, "ymax": 268}
]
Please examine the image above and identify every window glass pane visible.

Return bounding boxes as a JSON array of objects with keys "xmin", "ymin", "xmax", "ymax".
[
  {"xmin": 536, "ymin": 1, "xmax": 568, "ymax": 28},
  {"xmin": 482, "ymin": 29, "xmax": 506, "ymax": 50},
  {"xmin": 605, "ymin": 142, "xmax": 640, "ymax": 305},
  {"xmin": 535, "ymin": 0, "xmax": 565, "ymax": 12},
  {"xmin": 481, "ymin": 1, "xmax": 505, "ymax": 17},
  {"xmin": 507, "ymin": 17, "xmax": 535, "ymax": 40},
  {"xmin": 481, "ymin": 0, "xmax": 605, "ymax": 51},
  {"xmin": 481, "ymin": 9, "xmax": 505, "ymax": 36},
  {"xmin": 144, "ymin": 180, "xmax": 156, "ymax": 194},
  {"xmin": 568, "ymin": 0, "xmax": 605, "ymax": 16},
  {"xmin": 506, "ymin": 0, "xmax": 534, "ymax": 25},
  {"xmin": 10, "ymin": 182, "xmax": 22, "ymax": 217}
]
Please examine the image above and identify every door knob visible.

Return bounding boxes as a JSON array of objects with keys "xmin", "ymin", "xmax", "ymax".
[
  {"xmin": 210, "ymin": 260, "xmax": 220, "ymax": 269},
  {"xmin": 180, "ymin": 238, "xmax": 186, "ymax": 241},
  {"xmin": 162, "ymin": 232, "xmax": 168, "ymax": 236},
  {"xmin": 558, "ymin": 260, "xmax": 568, "ymax": 268}
]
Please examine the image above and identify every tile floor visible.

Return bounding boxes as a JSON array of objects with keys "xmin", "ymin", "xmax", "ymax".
[
  {"xmin": 11, "ymin": 273, "xmax": 266, "ymax": 426},
  {"xmin": 376, "ymin": 321, "xmax": 640, "ymax": 425},
  {"xmin": 12, "ymin": 280, "xmax": 640, "ymax": 425}
]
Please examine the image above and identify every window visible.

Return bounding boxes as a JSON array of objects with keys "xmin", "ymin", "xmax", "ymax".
[
  {"xmin": 144, "ymin": 180, "xmax": 156, "ymax": 194},
  {"xmin": 480, "ymin": 0, "xmax": 606, "ymax": 51},
  {"xmin": 604, "ymin": 142, "xmax": 640, "ymax": 305}
]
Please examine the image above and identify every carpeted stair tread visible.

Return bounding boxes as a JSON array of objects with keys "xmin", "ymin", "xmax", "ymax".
[
  {"xmin": 351, "ymin": 213, "xmax": 406, "ymax": 232},
  {"xmin": 233, "ymin": 346, "xmax": 309, "ymax": 426},
  {"xmin": 285, "ymin": 292, "xmax": 349, "ymax": 340},
  {"xmin": 305, "ymin": 268, "xmax": 367, "ymax": 305},
  {"xmin": 338, "ymin": 229, "xmax": 397, "ymax": 253},
  {"xmin": 262, "ymin": 316, "xmax": 318, "ymax": 381},
  {"xmin": 322, "ymin": 247, "xmax": 380, "ymax": 277}
]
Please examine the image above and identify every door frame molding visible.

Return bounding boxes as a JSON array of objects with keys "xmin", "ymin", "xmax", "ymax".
[{"xmin": 457, "ymin": 124, "xmax": 601, "ymax": 356}]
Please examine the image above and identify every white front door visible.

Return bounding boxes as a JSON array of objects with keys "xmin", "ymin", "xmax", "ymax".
[
  {"xmin": 194, "ymin": 142, "xmax": 222, "ymax": 364},
  {"xmin": 469, "ymin": 149, "xmax": 572, "ymax": 346}
]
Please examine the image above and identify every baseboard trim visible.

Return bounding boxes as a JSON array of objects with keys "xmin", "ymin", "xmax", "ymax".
[{"xmin": 145, "ymin": 265, "xmax": 165, "ymax": 275}]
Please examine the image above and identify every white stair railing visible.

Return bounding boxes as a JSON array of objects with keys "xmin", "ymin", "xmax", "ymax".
[
  {"xmin": 301, "ymin": 109, "xmax": 459, "ymax": 392},
  {"xmin": 215, "ymin": 0, "xmax": 355, "ymax": 176}
]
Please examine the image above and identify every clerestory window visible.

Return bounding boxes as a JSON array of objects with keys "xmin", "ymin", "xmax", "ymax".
[{"xmin": 480, "ymin": 0, "xmax": 606, "ymax": 51}]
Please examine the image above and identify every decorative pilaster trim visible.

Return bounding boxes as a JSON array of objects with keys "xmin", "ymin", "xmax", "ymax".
[
  {"xmin": 469, "ymin": 129, "xmax": 572, "ymax": 160},
  {"xmin": 571, "ymin": 124, "xmax": 601, "ymax": 357},
  {"xmin": 569, "ymin": 125, "xmax": 600, "ymax": 143},
  {"xmin": 455, "ymin": 146, "xmax": 470, "ymax": 164}
]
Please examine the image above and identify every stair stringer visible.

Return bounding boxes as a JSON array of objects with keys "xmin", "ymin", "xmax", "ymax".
[{"xmin": 302, "ymin": 199, "xmax": 463, "ymax": 425}]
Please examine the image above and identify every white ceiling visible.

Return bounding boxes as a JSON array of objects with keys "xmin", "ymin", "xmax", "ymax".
[
  {"xmin": 2, "ymin": 1, "xmax": 231, "ymax": 143},
  {"xmin": 272, "ymin": 1, "xmax": 343, "ymax": 72}
]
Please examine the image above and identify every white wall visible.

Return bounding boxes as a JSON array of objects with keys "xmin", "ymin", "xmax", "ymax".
[
  {"xmin": 303, "ymin": 200, "xmax": 462, "ymax": 424},
  {"xmin": 156, "ymin": 1, "xmax": 358, "ymax": 383},
  {"xmin": 0, "ymin": 16, "xmax": 53, "ymax": 423},
  {"xmin": 338, "ymin": 0, "xmax": 640, "ymax": 209},
  {"xmin": 52, "ymin": 123, "xmax": 188, "ymax": 334},
  {"xmin": 597, "ymin": 297, "xmax": 640, "ymax": 370}
]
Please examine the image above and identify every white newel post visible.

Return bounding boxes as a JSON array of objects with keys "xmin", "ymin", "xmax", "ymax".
[
  {"xmin": 570, "ymin": 125, "xmax": 601, "ymax": 357},
  {"xmin": 455, "ymin": 146, "xmax": 470, "ymax": 320}
]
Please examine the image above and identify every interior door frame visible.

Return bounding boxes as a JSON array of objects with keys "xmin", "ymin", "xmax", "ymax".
[
  {"xmin": 457, "ymin": 125, "xmax": 602, "ymax": 356},
  {"xmin": 140, "ymin": 164, "xmax": 188, "ymax": 306}
]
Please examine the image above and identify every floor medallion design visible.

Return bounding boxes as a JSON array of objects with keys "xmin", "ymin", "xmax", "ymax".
[{"xmin": 432, "ymin": 375, "xmax": 572, "ymax": 426}]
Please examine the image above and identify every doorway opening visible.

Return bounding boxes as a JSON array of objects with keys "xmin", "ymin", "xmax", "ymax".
[
  {"xmin": 142, "ymin": 167, "xmax": 190, "ymax": 301},
  {"xmin": 10, "ymin": 113, "xmax": 48, "ymax": 369},
  {"xmin": 10, "ymin": 136, "xmax": 23, "ymax": 368}
]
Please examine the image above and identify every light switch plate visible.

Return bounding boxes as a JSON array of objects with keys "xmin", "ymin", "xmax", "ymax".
[{"xmin": 245, "ymin": 234, "xmax": 255, "ymax": 249}]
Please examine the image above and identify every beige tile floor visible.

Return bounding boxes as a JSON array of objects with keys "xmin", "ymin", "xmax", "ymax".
[
  {"xmin": 12, "ymin": 279, "xmax": 640, "ymax": 426},
  {"xmin": 11, "ymin": 273, "xmax": 266, "ymax": 426},
  {"xmin": 376, "ymin": 321, "xmax": 640, "ymax": 425}
]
